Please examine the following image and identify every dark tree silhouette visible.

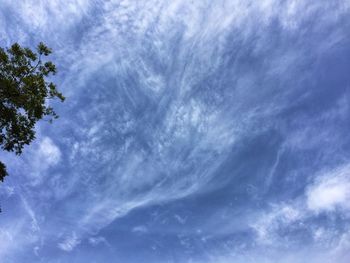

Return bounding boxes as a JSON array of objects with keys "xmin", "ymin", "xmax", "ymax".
[{"xmin": 0, "ymin": 42, "xmax": 64, "ymax": 182}]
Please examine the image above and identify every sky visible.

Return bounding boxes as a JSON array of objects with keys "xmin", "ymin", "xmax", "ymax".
[{"xmin": 1, "ymin": 0, "xmax": 350, "ymax": 262}]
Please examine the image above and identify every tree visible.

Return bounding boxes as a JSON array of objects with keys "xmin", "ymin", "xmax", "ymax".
[{"xmin": 0, "ymin": 42, "xmax": 64, "ymax": 182}]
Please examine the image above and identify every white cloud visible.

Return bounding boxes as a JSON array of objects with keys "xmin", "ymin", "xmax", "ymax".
[
  {"xmin": 38, "ymin": 137, "xmax": 61, "ymax": 166},
  {"xmin": 3, "ymin": 0, "xmax": 90, "ymax": 33},
  {"xmin": 307, "ymin": 166, "xmax": 350, "ymax": 213},
  {"xmin": 88, "ymin": 236, "xmax": 109, "ymax": 247},
  {"xmin": 21, "ymin": 195, "xmax": 40, "ymax": 233},
  {"xmin": 307, "ymin": 180, "xmax": 349, "ymax": 212},
  {"xmin": 58, "ymin": 232, "xmax": 81, "ymax": 252},
  {"xmin": 251, "ymin": 203, "xmax": 301, "ymax": 244},
  {"xmin": 132, "ymin": 225, "xmax": 148, "ymax": 234},
  {"xmin": 23, "ymin": 137, "xmax": 62, "ymax": 184}
]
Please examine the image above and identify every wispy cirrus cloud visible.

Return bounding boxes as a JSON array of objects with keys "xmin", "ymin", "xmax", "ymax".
[
  {"xmin": 1, "ymin": 1, "xmax": 350, "ymax": 262},
  {"xmin": 249, "ymin": 164, "xmax": 350, "ymax": 262}
]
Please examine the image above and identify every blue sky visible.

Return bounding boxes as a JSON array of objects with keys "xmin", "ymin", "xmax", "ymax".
[{"xmin": 1, "ymin": 1, "xmax": 350, "ymax": 262}]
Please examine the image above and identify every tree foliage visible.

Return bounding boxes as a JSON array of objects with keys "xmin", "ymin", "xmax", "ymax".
[{"xmin": 0, "ymin": 42, "xmax": 64, "ymax": 182}]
